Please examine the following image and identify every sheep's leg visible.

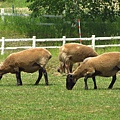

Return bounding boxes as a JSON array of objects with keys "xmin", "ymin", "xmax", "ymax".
[
  {"xmin": 69, "ymin": 64, "xmax": 73, "ymax": 73},
  {"xmin": 65, "ymin": 60, "xmax": 71, "ymax": 73},
  {"xmin": 34, "ymin": 68, "xmax": 43, "ymax": 85},
  {"xmin": 58, "ymin": 62, "xmax": 65, "ymax": 73},
  {"xmin": 92, "ymin": 77, "xmax": 97, "ymax": 89},
  {"xmin": 84, "ymin": 75, "xmax": 89, "ymax": 90},
  {"xmin": 65, "ymin": 64, "xmax": 70, "ymax": 73},
  {"xmin": 62, "ymin": 63, "xmax": 66, "ymax": 73},
  {"xmin": 42, "ymin": 69, "xmax": 48, "ymax": 85},
  {"xmin": 16, "ymin": 71, "xmax": 22, "ymax": 86},
  {"xmin": 108, "ymin": 74, "xmax": 116, "ymax": 89},
  {"xmin": 77, "ymin": 63, "xmax": 80, "ymax": 66},
  {"xmin": 0, "ymin": 75, "xmax": 2, "ymax": 80}
]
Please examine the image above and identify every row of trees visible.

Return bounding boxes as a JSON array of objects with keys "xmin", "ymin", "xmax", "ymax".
[{"xmin": 26, "ymin": 0, "xmax": 120, "ymax": 25}]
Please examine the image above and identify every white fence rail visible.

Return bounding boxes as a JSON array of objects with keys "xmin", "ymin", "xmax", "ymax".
[
  {"xmin": 0, "ymin": 8, "xmax": 62, "ymax": 25},
  {"xmin": 0, "ymin": 35, "xmax": 120, "ymax": 55}
]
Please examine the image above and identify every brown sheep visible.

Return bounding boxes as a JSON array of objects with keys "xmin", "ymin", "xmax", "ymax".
[
  {"xmin": 0, "ymin": 48, "xmax": 52, "ymax": 86},
  {"xmin": 58, "ymin": 43, "xmax": 98, "ymax": 73},
  {"xmin": 66, "ymin": 52, "xmax": 120, "ymax": 90}
]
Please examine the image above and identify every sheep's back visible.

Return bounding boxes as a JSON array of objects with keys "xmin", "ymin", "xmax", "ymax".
[
  {"xmin": 60, "ymin": 43, "xmax": 98, "ymax": 62},
  {"xmin": 14, "ymin": 48, "xmax": 50, "ymax": 59},
  {"xmin": 86, "ymin": 52, "xmax": 120, "ymax": 76},
  {"xmin": 4, "ymin": 48, "xmax": 51, "ymax": 69}
]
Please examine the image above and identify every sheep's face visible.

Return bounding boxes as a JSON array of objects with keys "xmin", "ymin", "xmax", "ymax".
[{"xmin": 66, "ymin": 74, "xmax": 76, "ymax": 90}]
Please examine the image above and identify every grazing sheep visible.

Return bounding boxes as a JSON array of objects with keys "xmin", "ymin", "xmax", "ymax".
[
  {"xmin": 0, "ymin": 48, "xmax": 52, "ymax": 86},
  {"xmin": 66, "ymin": 52, "xmax": 120, "ymax": 90},
  {"xmin": 58, "ymin": 43, "xmax": 98, "ymax": 73}
]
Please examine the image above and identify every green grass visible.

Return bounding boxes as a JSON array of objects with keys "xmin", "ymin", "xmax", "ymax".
[
  {"xmin": 0, "ymin": 0, "xmax": 29, "ymax": 8},
  {"xmin": 0, "ymin": 48, "xmax": 120, "ymax": 120},
  {"xmin": 0, "ymin": 1, "xmax": 120, "ymax": 119}
]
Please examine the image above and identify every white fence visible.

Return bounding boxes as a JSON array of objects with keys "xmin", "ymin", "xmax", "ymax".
[
  {"xmin": 0, "ymin": 8, "xmax": 63, "ymax": 25},
  {"xmin": 0, "ymin": 35, "xmax": 120, "ymax": 55}
]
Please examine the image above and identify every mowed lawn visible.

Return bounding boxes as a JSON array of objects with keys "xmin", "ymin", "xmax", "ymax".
[{"xmin": 0, "ymin": 48, "xmax": 120, "ymax": 120}]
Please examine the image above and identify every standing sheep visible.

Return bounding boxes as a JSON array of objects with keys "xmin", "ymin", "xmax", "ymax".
[
  {"xmin": 66, "ymin": 52, "xmax": 120, "ymax": 90},
  {"xmin": 58, "ymin": 43, "xmax": 98, "ymax": 73},
  {"xmin": 0, "ymin": 48, "xmax": 52, "ymax": 86}
]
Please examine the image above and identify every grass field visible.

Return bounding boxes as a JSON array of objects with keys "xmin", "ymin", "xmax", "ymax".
[
  {"xmin": 0, "ymin": 1, "xmax": 120, "ymax": 119},
  {"xmin": 0, "ymin": 0, "xmax": 29, "ymax": 8},
  {"xmin": 0, "ymin": 48, "xmax": 120, "ymax": 120}
]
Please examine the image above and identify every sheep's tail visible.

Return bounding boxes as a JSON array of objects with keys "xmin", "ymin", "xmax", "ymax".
[
  {"xmin": 0, "ymin": 62, "xmax": 3, "ymax": 69},
  {"xmin": 94, "ymin": 51, "xmax": 98, "ymax": 56}
]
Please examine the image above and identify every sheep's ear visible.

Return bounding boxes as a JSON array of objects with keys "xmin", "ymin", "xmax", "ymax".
[
  {"xmin": 68, "ymin": 74, "xmax": 73, "ymax": 79},
  {"xmin": 67, "ymin": 55, "xmax": 72, "ymax": 60}
]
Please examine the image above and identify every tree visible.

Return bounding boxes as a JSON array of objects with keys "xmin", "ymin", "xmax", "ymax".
[{"xmin": 26, "ymin": 0, "xmax": 119, "ymax": 24}]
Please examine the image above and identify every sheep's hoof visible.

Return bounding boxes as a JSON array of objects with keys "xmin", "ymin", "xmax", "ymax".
[
  {"xmin": 94, "ymin": 86, "xmax": 97, "ymax": 89},
  {"xmin": 84, "ymin": 87, "xmax": 88, "ymax": 90},
  {"xmin": 108, "ymin": 87, "xmax": 112, "ymax": 89},
  {"xmin": 17, "ymin": 84, "xmax": 22, "ymax": 86},
  {"xmin": 34, "ymin": 83, "xmax": 38, "ymax": 85}
]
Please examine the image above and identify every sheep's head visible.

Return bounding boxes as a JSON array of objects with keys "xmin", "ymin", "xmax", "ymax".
[
  {"xmin": 66, "ymin": 63, "xmax": 87, "ymax": 90},
  {"xmin": 66, "ymin": 73, "xmax": 77, "ymax": 90}
]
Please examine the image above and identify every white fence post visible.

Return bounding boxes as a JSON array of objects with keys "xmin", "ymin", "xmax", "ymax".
[
  {"xmin": 62, "ymin": 36, "xmax": 66, "ymax": 46},
  {"xmin": 92, "ymin": 35, "xmax": 95, "ymax": 49},
  {"xmin": 1, "ymin": 37, "xmax": 5, "ymax": 55},
  {"xmin": 32, "ymin": 36, "xmax": 36, "ymax": 48},
  {"xmin": 1, "ymin": 8, "xmax": 4, "ymax": 22}
]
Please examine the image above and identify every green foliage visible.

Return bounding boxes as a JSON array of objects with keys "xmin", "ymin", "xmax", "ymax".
[
  {"xmin": 25, "ymin": 0, "xmax": 120, "ymax": 37},
  {"xmin": 0, "ymin": 15, "xmax": 120, "ymax": 38},
  {"xmin": 0, "ymin": 0, "xmax": 119, "ymax": 38},
  {"xmin": 81, "ymin": 17, "xmax": 120, "ymax": 37},
  {"xmin": 26, "ymin": 0, "xmax": 119, "ymax": 24}
]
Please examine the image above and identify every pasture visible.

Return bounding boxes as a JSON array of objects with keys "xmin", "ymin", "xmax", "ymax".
[{"xmin": 0, "ymin": 48, "xmax": 120, "ymax": 120}]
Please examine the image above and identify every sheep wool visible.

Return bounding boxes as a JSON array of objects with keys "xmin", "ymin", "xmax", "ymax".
[
  {"xmin": 66, "ymin": 52, "xmax": 120, "ymax": 90},
  {"xmin": 0, "ymin": 48, "xmax": 52, "ymax": 86},
  {"xmin": 58, "ymin": 43, "xmax": 98, "ymax": 73}
]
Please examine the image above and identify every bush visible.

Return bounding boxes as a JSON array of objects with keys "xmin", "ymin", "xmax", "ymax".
[{"xmin": 0, "ymin": 14, "xmax": 119, "ymax": 38}]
